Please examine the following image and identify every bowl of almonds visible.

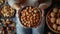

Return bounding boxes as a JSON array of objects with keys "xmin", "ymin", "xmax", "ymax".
[{"xmin": 18, "ymin": 6, "xmax": 42, "ymax": 28}]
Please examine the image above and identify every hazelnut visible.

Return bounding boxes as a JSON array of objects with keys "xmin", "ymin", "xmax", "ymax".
[
  {"xmin": 53, "ymin": 24, "xmax": 57, "ymax": 30},
  {"xmin": 57, "ymin": 26, "xmax": 60, "ymax": 31},
  {"xmin": 56, "ymin": 18, "xmax": 60, "ymax": 25},
  {"xmin": 50, "ymin": 12, "xmax": 55, "ymax": 17},
  {"xmin": 53, "ymin": 8, "xmax": 58, "ymax": 13},
  {"xmin": 50, "ymin": 18, "xmax": 56, "ymax": 23}
]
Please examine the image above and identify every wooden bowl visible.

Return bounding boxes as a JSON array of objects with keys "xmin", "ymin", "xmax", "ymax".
[{"xmin": 46, "ymin": 7, "xmax": 60, "ymax": 33}]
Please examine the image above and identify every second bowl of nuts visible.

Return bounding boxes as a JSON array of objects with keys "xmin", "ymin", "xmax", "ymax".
[
  {"xmin": 18, "ymin": 6, "xmax": 43, "ymax": 28},
  {"xmin": 0, "ymin": 4, "xmax": 16, "ymax": 18}
]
